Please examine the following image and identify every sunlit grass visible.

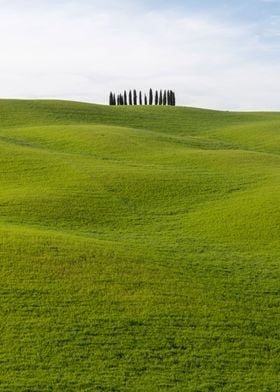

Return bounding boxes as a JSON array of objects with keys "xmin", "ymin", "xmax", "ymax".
[{"xmin": 0, "ymin": 100, "xmax": 279, "ymax": 391}]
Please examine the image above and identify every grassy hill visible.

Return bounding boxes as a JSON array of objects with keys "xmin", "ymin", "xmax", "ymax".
[{"xmin": 0, "ymin": 100, "xmax": 279, "ymax": 391}]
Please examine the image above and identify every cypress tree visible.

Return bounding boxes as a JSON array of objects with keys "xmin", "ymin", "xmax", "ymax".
[
  {"xmin": 149, "ymin": 88, "xmax": 153, "ymax": 105},
  {"xmin": 124, "ymin": 91, "xmax": 128, "ymax": 105},
  {"xmin": 170, "ymin": 91, "xmax": 176, "ymax": 106},
  {"xmin": 129, "ymin": 90, "xmax": 133, "ymax": 105},
  {"xmin": 139, "ymin": 91, "xmax": 143, "ymax": 105},
  {"xmin": 159, "ymin": 90, "xmax": 163, "ymax": 105},
  {"xmin": 144, "ymin": 94, "xmax": 148, "ymax": 105},
  {"xmin": 109, "ymin": 92, "xmax": 112, "ymax": 105},
  {"xmin": 167, "ymin": 90, "xmax": 171, "ymax": 106},
  {"xmin": 173, "ymin": 91, "xmax": 176, "ymax": 106},
  {"xmin": 110, "ymin": 92, "xmax": 116, "ymax": 106},
  {"xmin": 155, "ymin": 90, "xmax": 159, "ymax": 105},
  {"xmin": 163, "ymin": 90, "xmax": 167, "ymax": 106},
  {"xmin": 133, "ymin": 89, "xmax": 137, "ymax": 105},
  {"xmin": 120, "ymin": 94, "xmax": 124, "ymax": 106}
]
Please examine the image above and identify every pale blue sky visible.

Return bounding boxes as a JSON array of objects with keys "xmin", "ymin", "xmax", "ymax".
[{"xmin": 1, "ymin": 0, "xmax": 280, "ymax": 109}]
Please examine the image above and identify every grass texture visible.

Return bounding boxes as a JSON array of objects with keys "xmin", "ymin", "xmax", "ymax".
[{"xmin": 0, "ymin": 100, "xmax": 279, "ymax": 391}]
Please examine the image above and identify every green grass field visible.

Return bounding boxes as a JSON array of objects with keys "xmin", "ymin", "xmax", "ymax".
[{"xmin": 0, "ymin": 99, "xmax": 279, "ymax": 391}]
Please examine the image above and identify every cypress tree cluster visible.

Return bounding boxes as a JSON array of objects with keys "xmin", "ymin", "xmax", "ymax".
[{"xmin": 109, "ymin": 89, "xmax": 176, "ymax": 106}]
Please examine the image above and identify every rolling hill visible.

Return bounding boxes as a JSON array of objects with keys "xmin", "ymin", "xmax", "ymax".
[{"xmin": 0, "ymin": 100, "xmax": 279, "ymax": 391}]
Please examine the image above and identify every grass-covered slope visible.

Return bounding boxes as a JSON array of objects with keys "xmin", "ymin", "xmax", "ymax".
[{"xmin": 0, "ymin": 100, "xmax": 279, "ymax": 391}]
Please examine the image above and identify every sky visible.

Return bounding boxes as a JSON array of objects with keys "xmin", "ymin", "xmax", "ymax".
[{"xmin": 1, "ymin": 0, "xmax": 280, "ymax": 110}]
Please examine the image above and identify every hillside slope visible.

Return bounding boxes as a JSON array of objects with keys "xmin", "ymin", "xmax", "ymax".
[{"xmin": 0, "ymin": 100, "xmax": 279, "ymax": 391}]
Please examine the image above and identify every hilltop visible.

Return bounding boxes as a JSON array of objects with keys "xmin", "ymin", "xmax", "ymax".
[{"xmin": 0, "ymin": 100, "xmax": 279, "ymax": 391}]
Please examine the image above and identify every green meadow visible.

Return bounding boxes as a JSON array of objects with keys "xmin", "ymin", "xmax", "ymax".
[{"xmin": 0, "ymin": 99, "xmax": 279, "ymax": 391}]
